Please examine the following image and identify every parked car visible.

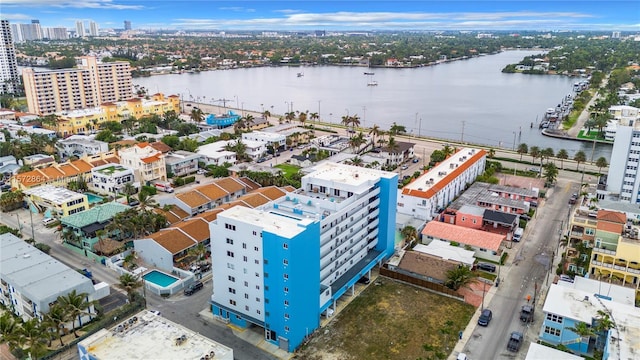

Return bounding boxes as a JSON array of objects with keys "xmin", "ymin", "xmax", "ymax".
[
  {"xmin": 42, "ymin": 218, "xmax": 57, "ymax": 226},
  {"xmin": 412, "ymin": 158, "xmax": 420, "ymax": 163},
  {"xmin": 478, "ymin": 309, "xmax": 493, "ymax": 326},
  {"xmin": 128, "ymin": 200, "xmax": 140, "ymax": 207},
  {"xmin": 520, "ymin": 304, "xmax": 534, "ymax": 323},
  {"xmin": 507, "ymin": 331, "xmax": 523, "ymax": 352},
  {"xmin": 477, "ymin": 263, "xmax": 496, "ymax": 272},
  {"xmin": 197, "ymin": 169, "xmax": 207, "ymax": 175},
  {"xmin": 456, "ymin": 353, "xmax": 468, "ymax": 360},
  {"xmin": 184, "ymin": 281, "xmax": 204, "ymax": 296},
  {"xmin": 401, "ymin": 165, "xmax": 409, "ymax": 170},
  {"xmin": 358, "ymin": 276, "xmax": 371, "ymax": 285}
]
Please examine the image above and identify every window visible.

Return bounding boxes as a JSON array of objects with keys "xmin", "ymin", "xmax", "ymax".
[
  {"xmin": 245, "ymin": 305, "xmax": 249, "ymax": 311},
  {"xmin": 284, "ymin": 274, "xmax": 289, "ymax": 280},
  {"xmin": 226, "ymin": 238, "xmax": 234, "ymax": 244},
  {"xmin": 225, "ymin": 223, "xmax": 236, "ymax": 231},
  {"xmin": 257, "ymin": 310, "xmax": 261, "ymax": 315},
  {"xmin": 283, "ymin": 243, "xmax": 289, "ymax": 249},
  {"xmin": 253, "ymin": 231, "xmax": 257, "ymax": 236},
  {"xmin": 244, "ymin": 294, "xmax": 249, "ymax": 299},
  {"xmin": 546, "ymin": 314, "xmax": 563, "ymax": 323},
  {"xmin": 283, "ymin": 259, "xmax": 289, "ymax": 266},
  {"xmin": 243, "ymin": 256, "xmax": 248, "ymax": 262},
  {"xmin": 227, "ymin": 251, "xmax": 234, "ymax": 258},
  {"xmin": 256, "ymin": 285, "xmax": 260, "ymax": 290},
  {"xmin": 229, "ymin": 300, "xmax": 236, "ymax": 306},
  {"xmin": 284, "ymin": 287, "xmax": 289, "ymax": 293},
  {"xmin": 228, "ymin": 276, "xmax": 235, "ymax": 282},
  {"xmin": 227, "ymin": 263, "xmax": 235, "ymax": 270},
  {"xmin": 284, "ymin": 313, "xmax": 290, "ymax": 320},
  {"xmin": 256, "ymin": 272, "xmax": 260, "ymax": 277},
  {"xmin": 228, "ymin": 288, "xmax": 236, "ymax": 294},
  {"xmin": 242, "ymin": 243, "xmax": 247, "ymax": 249},
  {"xmin": 544, "ymin": 326, "xmax": 561, "ymax": 337},
  {"xmin": 256, "ymin": 297, "xmax": 260, "ymax": 302},
  {"xmin": 284, "ymin": 300, "xmax": 289, "ymax": 306},
  {"xmin": 254, "ymin": 246, "xmax": 259, "ymax": 251},
  {"xmin": 244, "ymin": 281, "xmax": 248, "ymax": 287},
  {"xmin": 285, "ymin": 326, "xmax": 290, "ymax": 332}
]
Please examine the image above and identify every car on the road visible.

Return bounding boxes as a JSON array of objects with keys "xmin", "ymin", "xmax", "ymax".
[
  {"xmin": 184, "ymin": 281, "xmax": 204, "ymax": 296},
  {"xmin": 507, "ymin": 331, "xmax": 523, "ymax": 352},
  {"xmin": 197, "ymin": 169, "xmax": 207, "ymax": 175},
  {"xmin": 149, "ymin": 310, "xmax": 161, "ymax": 316},
  {"xmin": 42, "ymin": 217, "xmax": 57, "ymax": 226},
  {"xmin": 478, "ymin": 309, "xmax": 493, "ymax": 326},
  {"xmin": 569, "ymin": 193, "xmax": 578, "ymax": 204},
  {"xmin": 128, "ymin": 200, "xmax": 140, "ymax": 207},
  {"xmin": 412, "ymin": 158, "xmax": 420, "ymax": 163},
  {"xmin": 256, "ymin": 157, "xmax": 267, "ymax": 163},
  {"xmin": 401, "ymin": 165, "xmax": 409, "ymax": 170},
  {"xmin": 456, "ymin": 353, "xmax": 468, "ymax": 360}
]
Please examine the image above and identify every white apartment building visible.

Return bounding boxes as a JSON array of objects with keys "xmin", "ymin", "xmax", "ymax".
[
  {"xmin": 1, "ymin": 233, "xmax": 99, "ymax": 322},
  {"xmin": 91, "ymin": 163, "xmax": 136, "ymax": 195},
  {"xmin": 604, "ymin": 105, "xmax": 640, "ymax": 141},
  {"xmin": 76, "ymin": 21, "xmax": 85, "ymax": 38},
  {"xmin": 397, "ymin": 148, "xmax": 487, "ymax": 220},
  {"xmin": 606, "ymin": 125, "xmax": 640, "ymax": 203},
  {"xmin": 0, "ymin": 20, "xmax": 19, "ymax": 94},
  {"xmin": 119, "ymin": 142, "xmax": 167, "ymax": 184},
  {"xmin": 242, "ymin": 131, "xmax": 286, "ymax": 150},
  {"xmin": 89, "ymin": 21, "xmax": 99, "ymax": 37},
  {"xmin": 164, "ymin": 150, "xmax": 202, "ymax": 177},
  {"xmin": 198, "ymin": 138, "xmax": 267, "ymax": 165},
  {"xmin": 57, "ymin": 135, "xmax": 109, "ymax": 159}
]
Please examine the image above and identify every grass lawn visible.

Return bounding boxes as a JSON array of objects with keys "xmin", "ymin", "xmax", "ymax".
[
  {"xmin": 275, "ymin": 164, "xmax": 301, "ymax": 178},
  {"xmin": 294, "ymin": 277, "xmax": 475, "ymax": 360}
]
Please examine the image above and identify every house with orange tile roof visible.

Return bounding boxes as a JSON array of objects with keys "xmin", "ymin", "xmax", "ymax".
[
  {"xmin": 118, "ymin": 142, "xmax": 167, "ymax": 184},
  {"xmin": 163, "ymin": 177, "xmax": 260, "ymax": 215},
  {"xmin": 421, "ymin": 221, "xmax": 505, "ymax": 262},
  {"xmin": 397, "ymin": 148, "xmax": 486, "ymax": 221},
  {"xmin": 134, "ymin": 217, "xmax": 210, "ymax": 272}
]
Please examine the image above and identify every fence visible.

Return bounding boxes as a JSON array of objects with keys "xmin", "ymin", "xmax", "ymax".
[{"xmin": 379, "ymin": 265, "xmax": 464, "ymax": 300}]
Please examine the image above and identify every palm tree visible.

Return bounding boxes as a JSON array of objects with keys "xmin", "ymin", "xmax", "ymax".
[
  {"xmin": 595, "ymin": 157, "xmax": 608, "ymax": 175},
  {"xmin": 340, "ymin": 115, "xmax": 351, "ymax": 128},
  {"xmin": 349, "ymin": 131, "xmax": 366, "ymax": 153},
  {"xmin": 386, "ymin": 136, "xmax": 399, "ymax": 155},
  {"xmin": 298, "ymin": 111, "xmax": 307, "ymax": 127},
  {"xmin": 309, "ymin": 112, "xmax": 319, "ymax": 123},
  {"xmin": 188, "ymin": 243, "xmax": 208, "ymax": 266},
  {"xmin": 95, "ymin": 229, "xmax": 107, "ymax": 256},
  {"xmin": 541, "ymin": 147, "xmax": 555, "ymax": 164},
  {"xmin": 442, "ymin": 144, "xmax": 455, "ymax": 158},
  {"xmin": 517, "ymin": 143, "xmax": 528, "ymax": 161},
  {"xmin": 285, "ymin": 111, "xmax": 296, "ymax": 123},
  {"xmin": 45, "ymin": 304, "xmax": 69, "ymax": 346},
  {"xmin": 574, "ymin": 151, "xmax": 587, "ymax": 171},
  {"xmin": 137, "ymin": 191, "xmax": 158, "ymax": 210},
  {"xmin": 190, "ymin": 107, "xmax": 205, "ymax": 124},
  {"xmin": 487, "ymin": 148, "xmax": 496, "ymax": 159},
  {"xmin": 16, "ymin": 318, "xmax": 49, "ymax": 359},
  {"xmin": 349, "ymin": 157, "xmax": 364, "ymax": 167},
  {"xmin": 0, "ymin": 312, "xmax": 18, "ymax": 348},
  {"xmin": 400, "ymin": 225, "xmax": 418, "ymax": 247},
  {"xmin": 262, "ymin": 110, "xmax": 271, "ymax": 119},
  {"xmin": 444, "ymin": 265, "xmax": 475, "ymax": 290},
  {"xmin": 118, "ymin": 273, "xmax": 143, "ymax": 303},
  {"xmin": 529, "ymin": 146, "xmax": 541, "ymax": 166},
  {"xmin": 58, "ymin": 290, "xmax": 94, "ymax": 337},
  {"xmin": 389, "ymin": 122, "xmax": 406, "ymax": 136},
  {"xmin": 349, "ymin": 114, "xmax": 361, "ymax": 130},
  {"xmin": 369, "ymin": 124, "xmax": 382, "ymax": 147},
  {"xmin": 566, "ymin": 321, "xmax": 595, "ymax": 354},
  {"xmin": 556, "ymin": 149, "xmax": 569, "ymax": 169}
]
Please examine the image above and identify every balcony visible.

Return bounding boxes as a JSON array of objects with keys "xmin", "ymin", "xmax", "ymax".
[{"xmin": 593, "ymin": 247, "xmax": 616, "ymax": 256}]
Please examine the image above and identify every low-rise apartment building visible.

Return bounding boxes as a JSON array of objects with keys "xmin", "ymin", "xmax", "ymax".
[
  {"xmin": 398, "ymin": 148, "xmax": 486, "ymax": 220},
  {"xmin": 57, "ymin": 135, "xmax": 109, "ymax": 158},
  {"xmin": 197, "ymin": 139, "xmax": 266, "ymax": 164},
  {"xmin": 60, "ymin": 202, "xmax": 130, "ymax": 255},
  {"xmin": 165, "ymin": 150, "xmax": 202, "ymax": 177},
  {"xmin": 1, "ymin": 233, "xmax": 98, "ymax": 322},
  {"xmin": 167, "ymin": 177, "xmax": 257, "ymax": 215},
  {"xmin": 24, "ymin": 185, "xmax": 89, "ymax": 217},
  {"xmin": 421, "ymin": 221, "xmax": 505, "ymax": 263},
  {"xmin": 22, "ymin": 154, "xmax": 55, "ymax": 169},
  {"xmin": 91, "ymin": 163, "xmax": 136, "ymax": 195},
  {"xmin": 119, "ymin": 142, "xmax": 167, "ymax": 184},
  {"xmin": 242, "ymin": 131, "xmax": 286, "ymax": 150}
]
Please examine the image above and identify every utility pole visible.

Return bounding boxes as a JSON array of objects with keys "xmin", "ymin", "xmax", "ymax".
[
  {"xmin": 29, "ymin": 209, "xmax": 35, "ymax": 241},
  {"xmin": 461, "ymin": 120, "xmax": 465, "ymax": 142}
]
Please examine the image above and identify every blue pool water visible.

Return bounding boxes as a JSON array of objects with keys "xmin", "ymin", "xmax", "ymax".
[
  {"xmin": 86, "ymin": 193, "xmax": 104, "ymax": 204},
  {"xmin": 143, "ymin": 270, "xmax": 179, "ymax": 287}
]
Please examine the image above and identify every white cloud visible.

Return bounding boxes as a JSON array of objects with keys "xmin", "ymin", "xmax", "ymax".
[
  {"xmin": 2, "ymin": 0, "xmax": 144, "ymax": 10},
  {"xmin": 218, "ymin": 7, "xmax": 255, "ymax": 13},
  {"xmin": 0, "ymin": 13, "xmax": 32, "ymax": 20}
]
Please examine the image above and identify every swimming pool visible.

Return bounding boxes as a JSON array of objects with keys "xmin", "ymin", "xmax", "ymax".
[
  {"xmin": 86, "ymin": 193, "xmax": 104, "ymax": 205},
  {"xmin": 143, "ymin": 270, "xmax": 179, "ymax": 287}
]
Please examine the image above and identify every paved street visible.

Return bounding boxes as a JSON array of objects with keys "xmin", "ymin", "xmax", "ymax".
[{"xmin": 451, "ymin": 178, "xmax": 579, "ymax": 359}]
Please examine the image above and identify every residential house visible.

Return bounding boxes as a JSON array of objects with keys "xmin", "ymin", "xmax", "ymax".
[
  {"xmin": 22, "ymin": 154, "xmax": 55, "ymax": 169},
  {"xmin": 59, "ymin": 202, "xmax": 130, "ymax": 255},
  {"xmin": 0, "ymin": 155, "xmax": 19, "ymax": 177},
  {"xmin": 166, "ymin": 177, "xmax": 257, "ymax": 215},
  {"xmin": 56, "ymin": 135, "xmax": 109, "ymax": 159},
  {"xmin": 375, "ymin": 141, "xmax": 415, "ymax": 167},
  {"xmin": 90, "ymin": 163, "xmax": 136, "ymax": 195},
  {"xmin": 263, "ymin": 123, "xmax": 313, "ymax": 146},
  {"xmin": 196, "ymin": 141, "xmax": 237, "ymax": 166},
  {"xmin": 398, "ymin": 148, "xmax": 486, "ymax": 220},
  {"xmin": 242, "ymin": 131, "xmax": 286, "ymax": 151},
  {"xmin": 24, "ymin": 185, "xmax": 89, "ymax": 217},
  {"xmin": 1, "ymin": 233, "xmax": 100, "ymax": 323},
  {"xmin": 421, "ymin": 221, "xmax": 504, "ymax": 262},
  {"xmin": 164, "ymin": 150, "xmax": 202, "ymax": 177},
  {"xmin": 393, "ymin": 251, "xmax": 461, "ymax": 285},
  {"xmin": 440, "ymin": 205, "xmax": 520, "ymax": 239},
  {"xmin": 119, "ymin": 142, "xmax": 167, "ymax": 184}
]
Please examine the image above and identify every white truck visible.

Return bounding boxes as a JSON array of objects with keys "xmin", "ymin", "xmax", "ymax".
[{"xmin": 154, "ymin": 181, "xmax": 174, "ymax": 193}]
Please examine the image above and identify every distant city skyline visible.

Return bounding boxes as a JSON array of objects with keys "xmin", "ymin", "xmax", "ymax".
[{"xmin": 0, "ymin": 1, "xmax": 637, "ymax": 31}]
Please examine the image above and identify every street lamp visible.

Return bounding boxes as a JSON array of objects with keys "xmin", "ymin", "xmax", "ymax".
[
  {"xmin": 318, "ymin": 100, "xmax": 321, "ymax": 122},
  {"xmin": 512, "ymin": 131, "xmax": 517, "ymax": 151},
  {"xmin": 285, "ymin": 101, "xmax": 289, "ymax": 114},
  {"xmin": 234, "ymin": 95, "xmax": 239, "ymax": 109}
]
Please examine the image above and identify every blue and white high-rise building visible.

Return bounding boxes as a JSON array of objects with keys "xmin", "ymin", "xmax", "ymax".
[{"xmin": 210, "ymin": 162, "xmax": 397, "ymax": 352}]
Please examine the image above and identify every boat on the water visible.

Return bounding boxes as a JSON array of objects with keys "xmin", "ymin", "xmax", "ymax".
[
  {"xmin": 364, "ymin": 72, "xmax": 375, "ymax": 75},
  {"xmin": 297, "ymin": 72, "xmax": 304, "ymax": 77},
  {"xmin": 367, "ymin": 81, "xmax": 378, "ymax": 86}
]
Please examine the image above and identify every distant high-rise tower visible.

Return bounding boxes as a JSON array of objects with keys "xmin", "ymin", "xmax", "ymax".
[
  {"xmin": 0, "ymin": 20, "xmax": 20, "ymax": 94},
  {"xmin": 76, "ymin": 21, "xmax": 85, "ymax": 38},
  {"xmin": 124, "ymin": 20, "xmax": 132, "ymax": 31},
  {"xmin": 89, "ymin": 21, "xmax": 99, "ymax": 37},
  {"xmin": 612, "ymin": 31, "xmax": 621, "ymax": 39}
]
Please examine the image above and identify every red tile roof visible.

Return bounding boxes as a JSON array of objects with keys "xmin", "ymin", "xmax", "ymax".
[
  {"xmin": 141, "ymin": 153, "xmax": 162, "ymax": 164},
  {"xmin": 422, "ymin": 221, "xmax": 504, "ymax": 251}
]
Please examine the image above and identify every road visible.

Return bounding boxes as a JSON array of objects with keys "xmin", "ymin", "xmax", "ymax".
[{"xmin": 457, "ymin": 178, "xmax": 579, "ymax": 359}]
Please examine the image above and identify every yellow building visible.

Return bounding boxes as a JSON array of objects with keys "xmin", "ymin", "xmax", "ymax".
[
  {"xmin": 24, "ymin": 185, "xmax": 89, "ymax": 217},
  {"xmin": 23, "ymin": 56, "xmax": 132, "ymax": 115},
  {"xmin": 51, "ymin": 93, "xmax": 180, "ymax": 136}
]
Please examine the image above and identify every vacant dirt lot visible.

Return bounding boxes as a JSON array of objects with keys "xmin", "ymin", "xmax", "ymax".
[{"xmin": 294, "ymin": 277, "xmax": 475, "ymax": 360}]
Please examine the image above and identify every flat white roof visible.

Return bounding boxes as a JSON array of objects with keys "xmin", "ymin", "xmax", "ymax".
[
  {"xmin": 24, "ymin": 185, "xmax": 85, "ymax": 204},
  {"xmin": 557, "ymin": 276, "xmax": 635, "ymax": 306},
  {"xmin": 413, "ymin": 242, "xmax": 475, "ymax": 265},
  {"xmin": 58, "ymin": 107, "xmax": 103, "ymax": 118},
  {"xmin": 242, "ymin": 131, "xmax": 285, "ymax": 141},
  {"xmin": 78, "ymin": 310, "xmax": 233, "ymax": 360},
  {"xmin": 543, "ymin": 284, "xmax": 640, "ymax": 360},
  {"xmin": 305, "ymin": 161, "xmax": 395, "ymax": 187},
  {"xmin": 403, "ymin": 147, "xmax": 484, "ymax": 193},
  {"xmin": 525, "ymin": 343, "xmax": 583, "ymax": 360},
  {"xmin": 220, "ymin": 205, "xmax": 312, "ymax": 238}
]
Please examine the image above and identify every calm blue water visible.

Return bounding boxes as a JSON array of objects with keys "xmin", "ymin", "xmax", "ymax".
[
  {"xmin": 86, "ymin": 193, "xmax": 103, "ymax": 204},
  {"xmin": 134, "ymin": 50, "xmax": 612, "ymax": 160},
  {"xmin": 143, "ymin": 270, "xmax": 179, "ymax": 287}
]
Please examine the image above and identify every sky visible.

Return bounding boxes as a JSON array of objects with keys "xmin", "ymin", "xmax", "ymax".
[{"xmin": 1, "ymin": 1, "xmax": 638, "ymax": 31}]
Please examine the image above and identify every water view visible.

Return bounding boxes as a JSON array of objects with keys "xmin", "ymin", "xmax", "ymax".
[{"xmin": 134, "ymin": 50, "xmax": 612, "ymax": 160}]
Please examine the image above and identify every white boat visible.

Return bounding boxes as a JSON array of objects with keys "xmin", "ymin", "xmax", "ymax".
[
  {"xmin": 367, "ymin": 81, "xmax": 378, "ymax": 86},
  {"xmin": 297, "ymin": 72, "xmax": 304, "ymax": 77}
]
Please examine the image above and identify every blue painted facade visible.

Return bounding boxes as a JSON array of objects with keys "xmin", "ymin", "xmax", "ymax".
[
  {"xmin": 263, "ymin": 220, "xmax": 320, "ymax": 352},
  {"xmin": 205, "ymin": 111, "xmax": 240, "ymax": 128},
  {"xmin": 539, "ymin": 315, "xmax": 588, "ymax": 354},
  {"xmin": 376, "ymin": 176, "xmax": 398, "ymax": 257}
]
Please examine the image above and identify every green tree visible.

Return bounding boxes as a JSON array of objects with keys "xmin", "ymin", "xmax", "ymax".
[
  {"xmin": 541, "ymin": 147, "xmax": 555, "ymax": 164},
  {"xmin": 58, "ymin": 290, "xmax": 94, "ymax": 338},
  {"xmin": 188, "ymin": 243, "xmax": 208, "ymax": 266},
  {"xmin": 45, "ymin": 304, "xmax": 70, "ymax": 346},
  {"xmin": 595, "ymin": 157, "xmax": 608, "ymax": 175},
  {"xmin": 516, "ymin": 143, "xmax": 529, "ymax": 161},
  {"xmin": 190, "ymin": 107, "xmax": 205, "ymax": 124},
  {"xmin": 566, "ymin": 321, "xmax": 595, "ymax": 354},
  {"xmin": 161, "ymin": 135, "xmax": 180, "ymax": 148},
  {"xmin": 118, "ymin": 273, "xmax": 143, "ymax": 303},
  {"xmin": 556, "ymin": 149, "xmax": 569, "ymax": 169},
  {"xmin": 400, "ymin": 225, "xmax": 418, "ymax": 247},
  {"xmin": 529, "ymin": 146, "xmax": 541, "ymax": 165},
  {"xmin": 444, "ymin": 265, "xmax": 475, "ymax": 290},
  {"xmin": 389, "ymin": 122, "xmax": 406, "ymax": 136},
  {"xmin": 543, "ymin": 162, "xmax": 559, "ymax": 186},
  {"xmin": 574, "ymin": 151, "xmax": 587, "ymax": 170},
  {"xmin": 16, "ymin": 318, "xmax": 49, "ymax": 359},
  {"xmin": 95, "ymin": 129, "xmax": 118, "ymax": 143}
]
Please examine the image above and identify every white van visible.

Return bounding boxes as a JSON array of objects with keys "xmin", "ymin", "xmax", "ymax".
[
  {"xmin": 513, "ymin": 227, "xmax": 524, "ymax": 242},
  {"xmin": 154, "ymin": 181, "xmax": 174, "ymax": 193}
]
